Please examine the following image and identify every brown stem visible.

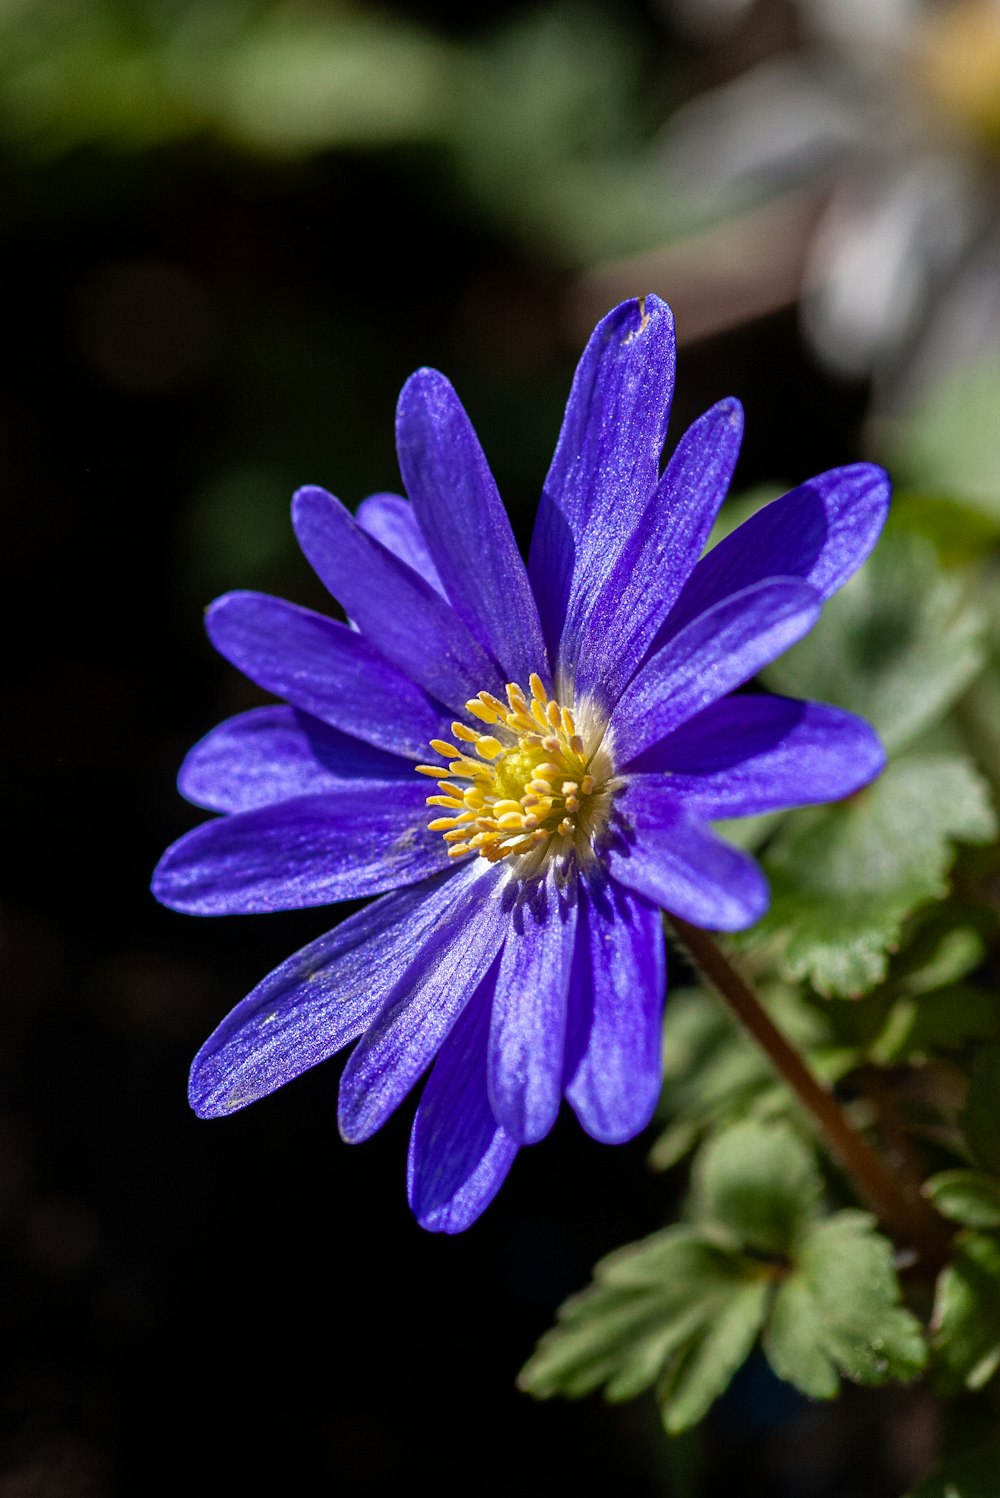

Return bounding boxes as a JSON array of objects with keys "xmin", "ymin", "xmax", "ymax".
[{"xmin": 669, "ymin": 916, "xmax": 953, "ymax": 1274}]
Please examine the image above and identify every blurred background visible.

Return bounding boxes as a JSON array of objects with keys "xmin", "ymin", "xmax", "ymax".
[{"xmin": 3, "ymin": 0, "xmax": 1000, "ymax": 1493}]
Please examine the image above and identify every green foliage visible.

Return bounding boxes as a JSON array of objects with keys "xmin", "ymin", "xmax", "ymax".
[
  {"xmin": 910, "ymin": 1439, "xmax": 1000, "ymax": 1498},
  {"xmin": 518, "ymin": 1225, "xmax": 771, "ymax": 1431},
  {"xmin": 961, "ymin": 1046, "xmax": 1000, "ymax": 1175},
  {"xmin": 925, "ymin": 1173, "xmax": 1000, "ymax": 1231},
  {"xmin": 521, "ymin": 1122, "xmax": 924, "ymax": 1430},
  {"xmin": 744, "ymin": 525, "xmax": 997, "ymax": 997},
  {"xmin": 883, "ymin": 358, "xmax": 1000, "ymax": 520},
  {"xmin": 764, "ymin": 1212, "xmax": 927, "ymax": 1396},
  {"xmin": 742, "ymin": 753, "xmax": 995, "ymax": 997},
  {"xmin": 692, "ymin": 1115, "xmax": 822, "ymax": 1257},
  {"xmin": 764, "ymin": 528, "xmax": 987, "ymax": 757},
  {"xmin": 931, "ymin": 1232, "xmax": 1000, "ymax": 1393}
]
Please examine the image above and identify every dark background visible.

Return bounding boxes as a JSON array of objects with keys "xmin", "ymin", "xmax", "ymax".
[{"xmin": 0, "ymin": 2, "xmax": 911, "ymax": 1494}]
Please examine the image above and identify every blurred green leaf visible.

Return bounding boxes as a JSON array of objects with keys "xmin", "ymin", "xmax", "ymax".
[
  {"xmin": 765, "ymin": 529, "xmax": 986, "ymax": 756},
  {"xmin": 763, "ymin": 1212, "xmax": 927, "ymax": 1396},
  {"xmin": 886, "ymin": 492, "xmax": 1000, "ymax": 568},
  {"xmin": 882, "ymin": 358, "xmax": 1000, "ymax": 520},
  {"xmin": 748, "ymin": 752, "xmax": 996, "ymax": 997},
  {"xmin": 693, "ymin": 1119, "xmax": 821, "ymax": 1257},
  {"xmin": 925, "ymin": 1172, "xmax": 1000, "ymax": 1230},
  {"xmin": 651, "ymin": 985, "xmax": 846, "ymax": 1168},
  {"xmin": 931, "ymin": 1231, "xmax": 1000, "ymax": 1393},
  {"xmin": 962, "ymin": 1046, "xmax": 1000, "ymax": 1175}
]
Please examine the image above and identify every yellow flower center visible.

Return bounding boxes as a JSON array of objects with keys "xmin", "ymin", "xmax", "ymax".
[
  {"xmin": 915, "ymin": 0, "xmax": 1000, "ymax": 151},
  {"xmin": 417, "ymin": 673, "xmax": 615, "ymax": 874}
]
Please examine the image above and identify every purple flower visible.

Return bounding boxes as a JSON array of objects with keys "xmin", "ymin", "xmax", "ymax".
[{"xmin": 153, "ymin": 295, "xmax": 887, "ymax": 1232}]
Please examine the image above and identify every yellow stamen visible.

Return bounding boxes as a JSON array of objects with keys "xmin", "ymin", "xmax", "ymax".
[{"xmin": 419, "ymin": 675, "xmax": 614, "ymax": 868}]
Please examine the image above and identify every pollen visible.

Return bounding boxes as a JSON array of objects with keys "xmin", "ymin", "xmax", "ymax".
[{"xmin": 421, "ymin": 679, "xmax": 616, "ymax": 873}]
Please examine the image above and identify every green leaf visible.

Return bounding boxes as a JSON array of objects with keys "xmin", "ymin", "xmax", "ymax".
[
  {"xmin": 925, "ymin": 1172, "xmax": 1000, "ymax": 1230},
  {"xmin": 764, "ymin": 528, "xmax": 986, "ymax": 756},
  {"xmin": 657, "ymin": 1278, "xmax": 769, "ymax": 1434},
  {"xmin": 909, "ymin": 1439, "xmax": 1000, "ymax": 1498},
  {"xmin": 763, "ymin": 1212, "xmax": 928, "ymax": 1397},
  {"xmin": 518, "ymin": 1228, "xmax": 766, "ymax": 1410},
  {"xmin": 881, "ymin": 357, "xmax": 1000, "ymax": 520},
  {"xmin": 747, "ymin": 753, "xmax": 996, "ymax": 997},
  {"xmin": 932, "ymin": 1231, "xmax": 1000, "ymax": 1393},
  {"xmin": 693, "ymin": 1119, "xmax": 822, "ymax": 1257},
  {"xmin": 962, "ymin": 1046, "xmax": 1000, "ymax": 1175}
]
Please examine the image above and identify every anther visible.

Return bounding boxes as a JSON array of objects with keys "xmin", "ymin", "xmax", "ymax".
[
  {"xmin": 466, "ymin": 699, "xmax": 498, "ymax": 724},
  {"xmin": 475, "ymin": 736, "xmax": 504, "ymax": 760},
  {"xmin": 570, "ymin": 734, "xmax": 585, "ymax": 755},
  {"xmin": 529, "ymin": 673, "xmax": 547, "ymax": 703},
  {"xmin": 426, "ymin": 795, "xmax": 465, "ymax": 809},
  {"xmin": 447, "ymin": 844, "xmax": 470, "ymax": 858},
  {"xmin": 430, "ymin": 738, "xmax": 460, "ymax": 758},
  {"xmin": 415, "ymin": 764, "xmax": 444, "ymax": 777},
  {"xmin": 580, "ymin": 774, "xmax": 594, "ymax": 795},
  {"xmin": 452, "ymin": 722, "xmax": 479, "ymax": 742},
  {"xmin": 546, "ymin": 700, "xmax": 561, "ymax": 728},
  {"xmin": 542, "ymin": 735, "xmax": 560, "ymax": 753}
]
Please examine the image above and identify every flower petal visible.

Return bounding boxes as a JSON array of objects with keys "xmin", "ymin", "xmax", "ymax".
[
  {"xmin": 563, "ymin": 877, "xmax": 666, "ymax": 1145},
  {"xmin": 396, "ymin": 369, "xmax": 547, "ymax": 684},
  {"xmin": 338, "ymin": 861, "xmax": 509, "ymax": 1143},
  {"xmin": 528, "ymin": 295, "xmax": 676, "ymax": 657},
  {"xmin": 488, "ymin": 875, "xmax": 579, "ymax": 1146},
  {"xmin": 661, "ymin": 463, "xmax": 890, "ymax": 642},
  {"xmin": 188, "ymin": 866, "xmax": 472, "ymax": 1118},
  {"xmin": 407, "ymin": 980, "xmax": 518, "ymax": 1234},
  {"xmin": 355, "ymin": 491, "xmax": 445, "ymax": 595},
  {"xmin": 630, "ymin": 694, "xmax": 886, "ymax": 813},
  {"xmin": 605, "ymin": 784, "xmax": 770, "ymax": 930},
  {"xmin": 292, "ymin": 485, "xmax": 498, "ymax": 712},
  {"xmin": 205, "ymin": 591, "xmax": 445, "ymax": 759},
  {"xmin": 569, "ymin": 399, "xmax": 743, "ymax": 707},
  {"xmin": 178, "ymin": 705, "xmax": 413, "ymax": 813},
  {"xmin": 151, "ymin": 782, "xmax": 448, "ymax": 915},
  {"xmin": 611, "ymin": 578, "xmax": 822, "ymax": 767}
]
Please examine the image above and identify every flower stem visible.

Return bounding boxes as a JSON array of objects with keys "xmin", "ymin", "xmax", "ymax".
[{"xmin": 669, "ymin": 916, "xmax": 953, "ymax": 1273}]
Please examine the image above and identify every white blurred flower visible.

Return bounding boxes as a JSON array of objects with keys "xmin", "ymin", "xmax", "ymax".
[{"xmin": 656, "ymin": 0, "xmax": 1000, "ymax": 403}]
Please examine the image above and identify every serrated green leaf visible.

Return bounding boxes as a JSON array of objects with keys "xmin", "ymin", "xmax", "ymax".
[
  {"xmin": 518, "ymin": 1229, "xmax": 764, "ymax": 1407},
  {"xmin": 763, "ymin": 1212, "xmax": 927, "ymax": 1397},
  {"xmin": 925, "ymin": 1172, "xmax": 1000, "ymax": 1230},
  {"xmin": 658, "ymin": 1278, "xmax": 770, "ymax": 1433},
  {"xmin": 693, "ymin": 1119, "xmax": 822, "ymax": 1257},
  {"xmin": 762, "ymin": 1268, "xmax": 840, "ymax": 1399},
  {"xmin": 748, "ymin": 753, "xmax": 996, "ymax": 997},
  {"xmin": 932, "ymin": 1231, "xmax": 1000, "ymax": 1393},
  {"xmin": 962, "ymin": 1046, "xmax": 1000, "ymax": 1175},
  {"xmin": 764, "ymin": 528, "xmax": 986, "ymax": 755}
]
